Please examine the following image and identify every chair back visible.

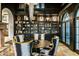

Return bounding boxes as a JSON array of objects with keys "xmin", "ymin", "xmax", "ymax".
[
  {"xmin": 34, "ymin": 34, "xmax": 39, "ymax": 40},
  {"xmin": 49, "ymin": 38, "xmax": 59, "ymax": 56},
  {"xmin": 41, "ymin": 34, "xmax": 45, "ymax": 40},
  {"xmin": 18, "ymin": 35, "xmax": 24, "ymax": 42},
  {"xmin": 45, "ymin": 34, "xmax": 51, "ymax": 41}
]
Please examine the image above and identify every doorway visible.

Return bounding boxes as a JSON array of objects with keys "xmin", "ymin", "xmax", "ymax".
[
  {"xmin": 2, "ymin": 8, "xmax": 14, "ymax": 42},
  {"xmin": 2, "ymin": 8, "xmax": 15, "ymax": 55},
  {"xmin": 61, "ymin": 12, "xmax": 70, "ymax": 46}
]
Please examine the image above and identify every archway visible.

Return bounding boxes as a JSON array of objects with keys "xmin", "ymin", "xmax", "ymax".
[
  {"xmin": 61, "ymin": 12, "xmax": 70, "ymax": 45},
  {"xmin": 2, "ymin": 8, "xmax": 14, "ymax": 42},
  {"xmin": 75, "ymin": 8, "xmax": 79, "ymax": 52}
]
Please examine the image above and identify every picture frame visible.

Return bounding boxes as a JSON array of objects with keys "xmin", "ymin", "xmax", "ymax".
[{"xmin": 2, "ymin": 14, "xmax": 9, "ymax": 23}]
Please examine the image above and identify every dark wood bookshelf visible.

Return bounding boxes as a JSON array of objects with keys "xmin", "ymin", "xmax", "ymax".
[{"xmin": 14, "ymin": 14, "xmax": 59, "ymax": 35}]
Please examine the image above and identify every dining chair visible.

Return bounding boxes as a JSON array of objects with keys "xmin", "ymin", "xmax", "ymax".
[
  {"xmin": 38, "ymin": 35, "xmax": 59, "ymax": 56},
  {"xmin": 45, "ymin": 34, "xmax": 52, "ymax": 41},
  {"xmin": 31, "ymin": 41, "xmax": 40, "ymax": 56},
  {"xmin": 39, "ymin": 42, "xmax": 53, "ymax": 56},
  {"xmin": 48, "ymin": 38, "xmax": 59, "ymax": 56},
  {"xmin": 13, "ymin": 35, "xmax": 31, "ymax": 56},
  {"xmin": 31, "ymin": 34, "xmax": 40, "ymax": 56}
]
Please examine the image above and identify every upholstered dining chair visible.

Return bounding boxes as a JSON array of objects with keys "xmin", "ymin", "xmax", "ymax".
[
  {"xmin": 48, "ymin": 37, "xmax": 59, "ymax": 56},
  {"xmin": 13, "ymin": 35, "xmax": 31, "ymax": 56},
  {"xmin": 31, "ymin": 34, "xmax": 40, "ymax": 56},
  {"xmin": 40, "ymin": 36, "xmax": 59, "ymax": 56}
]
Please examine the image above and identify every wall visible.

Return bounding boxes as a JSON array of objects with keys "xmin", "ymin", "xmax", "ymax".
[
  {"xmin": 2, "ymin": 8, "xmax": 14, "ymax": 42},
  {"xmin": 59, "ymin": 4, "xmax": 79, "ymax": 51},
  {"xmin": 1, "ymin": 3, "xmax": 18, "ymax": 42},
  {"xmin": 1, "ymin": 3, "xmax": 19, "ymax": 56}
]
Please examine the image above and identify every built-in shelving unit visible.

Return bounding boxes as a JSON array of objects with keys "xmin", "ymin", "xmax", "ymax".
[
  {"xmin": 14, "ymin": 15, "xmax": 30, "ymax": 35},
  {"xmin": 31, "ymin": 21, "xmax": 38, "ymax": 34},
  {"xmin": 14, "ymin": 14, "xmax": 59, "ymax": 35}
]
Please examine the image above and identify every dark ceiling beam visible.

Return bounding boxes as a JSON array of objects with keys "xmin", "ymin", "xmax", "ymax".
[
  {"xmin": 61, "ymin": 3, "xmax": 66, "ymax": 6},
  {"xmin": 44, "ymin": 3, "xmax": 68, "ymax": 14},
  {"xmin": 59, "ymin": 3, "xmax": 72, "ymax": 15}
]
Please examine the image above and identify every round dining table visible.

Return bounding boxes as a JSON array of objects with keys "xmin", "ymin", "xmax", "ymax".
[
  {"xmin": 33, "ymin": 40, "xmax": 53, "ymax": 48},
  {"xmin": 32, "ymin": 39, "xmax": 54, "ymax": 56}
]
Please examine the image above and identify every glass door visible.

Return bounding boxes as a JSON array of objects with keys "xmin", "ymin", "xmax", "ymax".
[
  {"xmin": 66, "ymin": 21, "xmax": 70, "ymax": 45},
  {"xmin": 75, "ymin": 9, "xmax": 79, "ymax": 51},
  {"xmin": 61, "ymin": 12, "xmax": 70, "ymax": 46},
  {"xmin": 75, "ymin": 19, "xmax": 79, "ymax": 50},
  {"xmin": 62, "ymin": 22, "xmax": 66, "ymax": 42}
]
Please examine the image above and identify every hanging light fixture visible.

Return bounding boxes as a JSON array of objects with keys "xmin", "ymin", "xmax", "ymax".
[
  {"xmin": 23, "ymin": 3, "xmax": 29, "ymax": 21},
  {"xmin": 28, "ymin": 3, "xmax": 38, "ymax": 21},
  {"xmin": 29, "ymin": 3, "xmax": 34, "ymax": 21}
]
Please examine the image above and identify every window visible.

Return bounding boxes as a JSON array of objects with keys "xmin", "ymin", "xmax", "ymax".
[
  {"xmin": 41, "ymin": 3, "xmax": 44, "ymax": 8},
  {"xmin": 75, "ymin": 9, "xmax": 79, "ymax": 50},
  {"xmin": 62, "ymin": 23, "xmax": 65, "ymax": 42},
  {"xmin": 62, "ymin": 12, "xmax": 70, "ymax": 45},
  {"xmin": 35, "ymin": 3, "xmax": 45, "ymax": 9},
  {"xmin": 35, "ymin": 4, "xmax": 40, "ymax": 8}
]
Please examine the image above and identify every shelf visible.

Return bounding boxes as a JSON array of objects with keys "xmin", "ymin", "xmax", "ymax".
[{"xmin": 14, "ymin": 15, "xmax": 59, "ymax": 35}]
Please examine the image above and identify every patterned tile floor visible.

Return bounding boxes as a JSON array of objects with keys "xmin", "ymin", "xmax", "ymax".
[{"xmin": 56, "ymin": 43, "xmax": 79, "ymax": 56}]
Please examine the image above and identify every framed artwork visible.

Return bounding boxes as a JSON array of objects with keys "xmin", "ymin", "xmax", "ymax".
[
  {"xmin": 38, "ymin": 16, "xmax": 44, "ymax": 21},
  {"xmin": 2, "ymin": 14, "xmax": 9, "ymax": 23}
]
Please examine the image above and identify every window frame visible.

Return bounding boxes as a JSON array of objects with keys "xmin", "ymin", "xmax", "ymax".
[{"xmin": 61, "ymin": 12, "xmax": 70, "ymax": 45}]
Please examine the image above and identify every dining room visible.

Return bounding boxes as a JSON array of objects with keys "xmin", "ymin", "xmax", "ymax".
[{"xmin": 0, "ymin": 3, "xmax": 79, "ymax": 56}]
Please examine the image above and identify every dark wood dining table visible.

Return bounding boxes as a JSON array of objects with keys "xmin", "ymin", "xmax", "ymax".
[{"xmin": 34, "ymin": 40, "xmax": 53, "ymax": 48}]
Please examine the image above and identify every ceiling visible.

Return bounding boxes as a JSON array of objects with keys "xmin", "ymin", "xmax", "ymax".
[
  {"xmin": 44, "ymin": 3, "xmax": 68, "ymax": 14},
  {"xmin": 34, "ymin": 3, "xmax": 68, "ymax": 15},
  {"xmin": 1, "ymin": 3, "xmax": 68, "ymax": 15}
]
